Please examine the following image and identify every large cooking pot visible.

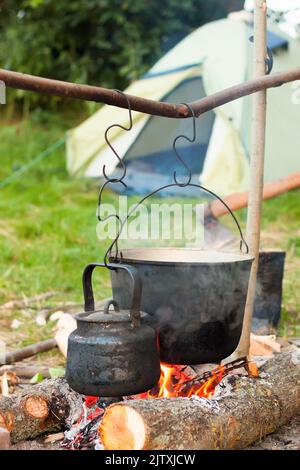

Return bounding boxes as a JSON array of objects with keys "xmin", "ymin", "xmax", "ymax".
[{"xmin": 110, "ymin": 248, "xmax": 254, "ymax": 365}]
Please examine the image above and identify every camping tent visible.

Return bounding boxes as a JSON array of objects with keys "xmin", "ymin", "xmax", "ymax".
[
  {"xmin": 66, "ymin": 17, "xmax": 300, "ymax": 196},
  {"xmin": 245, "ymin": 0, "xmax": 300, "ymax": 13}
]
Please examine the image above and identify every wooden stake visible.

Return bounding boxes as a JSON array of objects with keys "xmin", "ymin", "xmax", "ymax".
[{"xmin": 235, "ymin": 1, "xmax": 268, "ymax": 358}]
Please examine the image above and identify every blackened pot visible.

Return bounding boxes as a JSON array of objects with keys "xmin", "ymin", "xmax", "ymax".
[
  {"xmin": 110, "ymin": 248, "xmax": 254, "ymax": 365},
  {"xmin": 66, "ymin": 308, "xmax": 160, "ymax": 396},
  {"xmin": 253, "ymin": 251, "xmax": 286, "ymax": 329},
  {"xmin": 66, "ymin": 263, "xmax": 161, "ymax": 396}
]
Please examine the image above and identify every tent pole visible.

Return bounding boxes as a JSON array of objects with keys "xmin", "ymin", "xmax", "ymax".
[{"xmin": 235, "ymin": 0, "xmax": 268, "ymax": 358}]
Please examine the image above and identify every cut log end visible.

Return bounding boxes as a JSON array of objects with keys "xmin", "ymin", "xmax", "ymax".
[
  {"xmin": 100, "ymin": 405, "xmax": 147, "ymax": 450},
  {"xmin": 24, "ymin": 396, "xmax": 49, "ymax": 419},
  {"xmin": 0, "ymin": 378, "xmax": 83, "ymax": 443},
  {"xmin": 0, "ymin": 428, "xmax": 10, "ymax": 450}
]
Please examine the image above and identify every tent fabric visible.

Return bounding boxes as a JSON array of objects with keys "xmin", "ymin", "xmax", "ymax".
[
  {"xmin": 66, "ymin": 66, "xmax": 201, "ymax": 177},
  {"xmin": 201, "ymin": 115, "xmax": 249, "ymax": 194},
  {"xmin": 66, "ymin": 18, "xmax": 300, "ymax": 196},
  {"xmin": 267, "ymin": 30, "xmax": 289, "ymax": 50},
  {"xmin": 245, "ymin": 0, "xmax": 300, "ymax": 13}
]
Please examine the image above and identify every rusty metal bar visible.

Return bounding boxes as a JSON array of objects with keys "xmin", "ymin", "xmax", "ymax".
[{"xmin": 1, "ymin": 67, "xmax": 300, "ymax": 118}]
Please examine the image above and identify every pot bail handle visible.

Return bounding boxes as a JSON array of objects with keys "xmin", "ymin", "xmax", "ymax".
[
  {"xmin": 82, "ymin": 262, "xmax": 142, "ymax": 328},
  {"xmin": 106, "ymin": 182, "xmax": 249, "ymax": 262}
]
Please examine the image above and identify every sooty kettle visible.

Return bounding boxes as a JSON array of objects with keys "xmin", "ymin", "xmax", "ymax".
[{"xmin": 66, "ymin": 262, "xmax": 161, "ymax": 396}]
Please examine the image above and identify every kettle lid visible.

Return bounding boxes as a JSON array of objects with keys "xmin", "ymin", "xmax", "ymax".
[{"xmin": 76, "ymin": 299, "xmax": 146, "ymax": 324}]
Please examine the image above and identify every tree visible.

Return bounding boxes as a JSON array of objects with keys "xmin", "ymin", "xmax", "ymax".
[{"xmin": 0, "ymin": 0, "xmax": 243, "ymax": 107}]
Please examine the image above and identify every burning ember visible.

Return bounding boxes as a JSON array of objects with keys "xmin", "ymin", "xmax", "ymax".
[{"xmin": 62, "ymin": 357, "xmax": 249, "ymax": 450}]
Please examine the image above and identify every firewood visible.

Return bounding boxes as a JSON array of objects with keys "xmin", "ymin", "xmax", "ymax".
[
  {"xmin": 0, "ymin": 365, "xmax": 51, "ymax": 379},
  {"xmin": 0, "ymin": 428, "xmax": 10, "ymax": 450},
  {"xmin": 2, "ymin": 339, "xmax": 57, "ymax": 365},
  {"xmin": 250, "ymin": 334, "xmax": 281, "ymax": 357},
  {"xmin": 99, "ymin": 349, "xmax": 300, "ymax": 450},
  {"xmin": 54, "ymin": 300, "xmax": 110, "ymax": 357},
  {"xmin": 54, "ymin": 314, "xmax": 76, "ymax": 357},
  {"xmin": 43, "ymin": 431, "xmax": 64, "ymax": 444},
  {"xmin": 0, "ymin": 378, "xmax": 82, "ymax": 443},
  {"xmin": 0, "ymin": 292, "xmax": 56, "ymax": 311},
  {"xmin": 0, "ymin": 372, "xmax": 10, "ymax": 396}
]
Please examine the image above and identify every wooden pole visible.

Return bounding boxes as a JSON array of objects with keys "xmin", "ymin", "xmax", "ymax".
[
  {"xmin": 209, "ymin": 171, "xmax": 300, "ymax": 218},
  {"xmin": 235, "ymin": 0, "xmax": 268, "ymax": 358},
  {"xmin": 1, "ymin": 66, "xmax": 300, "ymax": 118}
]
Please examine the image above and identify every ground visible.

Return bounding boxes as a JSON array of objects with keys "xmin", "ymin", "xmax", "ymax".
[{"xmin": 248, "ymin": 414, "xmax": 300, "ymax": 450}]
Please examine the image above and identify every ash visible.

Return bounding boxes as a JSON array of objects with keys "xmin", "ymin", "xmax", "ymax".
[
  {"xmin": 62, "ymin": 397, "xmax": 122, "ymax": 450},
  {"xmin": 190, "ymin": 396, "xmax": 221, "ymax": 413}
]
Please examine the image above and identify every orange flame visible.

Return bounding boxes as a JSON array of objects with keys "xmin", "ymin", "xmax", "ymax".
[
  {"xmin": 186, "ymin": 365, "xmax": 225, "ymax": 398},
  {"xmin": 138, "ymin": 363, "xmax": 225, "ymax": 399}
]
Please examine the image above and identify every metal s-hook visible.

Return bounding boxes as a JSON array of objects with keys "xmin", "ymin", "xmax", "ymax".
[
  {"xmin": 103, "ymin": 89, "xmax": 133, "ymax": 182},
  {"xmin": 173, "ymin": 103, "xmax": 196, "ymax": 187},
  {"xmin": 98, "ymin": 94, "xmax": 249, "ymax": 263},
  {"xmin": 97, "ymin": 90, "xmax": 134, "ymax": 268},
  {"xmin": 265, "ymin": 46, "xmax": 274, "ymax": 75}
]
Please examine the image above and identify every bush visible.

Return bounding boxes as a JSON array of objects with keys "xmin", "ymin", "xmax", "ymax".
[{"xmin": 0, "ymin": 0, "xmax": 243, "ymax": 108}]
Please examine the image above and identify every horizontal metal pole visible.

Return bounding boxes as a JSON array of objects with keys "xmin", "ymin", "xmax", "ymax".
[{"xmin": 0, "ymin": 67, "xmax": 300, "ymax": 118}]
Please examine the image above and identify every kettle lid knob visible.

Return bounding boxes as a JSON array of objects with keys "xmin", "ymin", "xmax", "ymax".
[{"xmin": 103, "ymin": 299, "xmax": 120, "ymax": 314}]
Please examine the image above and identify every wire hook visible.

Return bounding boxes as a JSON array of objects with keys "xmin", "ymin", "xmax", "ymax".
[
  {"xmin": 173, "ymin": 103, "xmax": 196, "ymax": 187},
  {"xmin": 97, "ymin": 90, "xmax": 133, "ymax": 267},
  {"xmin": 103, "ymin": 89, "xmax": 133, "ymax": 182}
]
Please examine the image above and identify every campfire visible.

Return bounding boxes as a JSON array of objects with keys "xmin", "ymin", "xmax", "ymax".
[
  {"xmin": 139, "ymin": 362, "xmax": 228, "ymax": 399},
  {"xmin": 62, "ymin": 358, "xmax": 249, "ymax": 450},
  {"xmin": 0, "ymin": 346, "xmax": 299, "ymax": 450}
]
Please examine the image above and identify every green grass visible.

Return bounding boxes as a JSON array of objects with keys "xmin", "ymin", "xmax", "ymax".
[
  {"xmin": 260, "ymin": 193, "xmax": 300, "ymax": 337},
  {"xmin": 0, "ymin": 112, "xmax": 299, "ymax": 353}
]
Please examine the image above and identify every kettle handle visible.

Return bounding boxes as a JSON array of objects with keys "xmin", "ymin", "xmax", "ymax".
[{"xmin": 82, "ymin": 262, "xmax": 142, "ymax": 328}]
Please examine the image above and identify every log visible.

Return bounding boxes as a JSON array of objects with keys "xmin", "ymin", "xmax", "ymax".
[
  {"xmin": 208, "ymin": 172, "xmax": 300, "ymax": 219},
  {"xmin": 0, "ymin": 292, "xmax": 56, "ymax": 311},
  {"xmin": 0, "ymin": 428, "xmax": 10, "ymax": 450},
  {"xmin": 0, "ymin": 365, "xmax": 51, "ymax": 379},
  {"xmin": 100, "ymin": 349, "xmax": 300, "ymax": 450},
  {"xmin": 2, "ymin": 339, "xmax": 57, "ymax": 365},
  {"xmin": 0, "ymin": 378, "xmax": 82, "ymax": 443}
]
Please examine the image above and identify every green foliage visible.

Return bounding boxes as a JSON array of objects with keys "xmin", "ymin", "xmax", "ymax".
[
  {"xmin": 0, "ymin": 0, "xmax": 243, "ymax": 108},
  {"xmin": 30, "ymin": 372, "xmax": 44, "ymax": 383},
  {"xmin": 49, "ymin": 367, "xmax": 65, "ymax": 378}
]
